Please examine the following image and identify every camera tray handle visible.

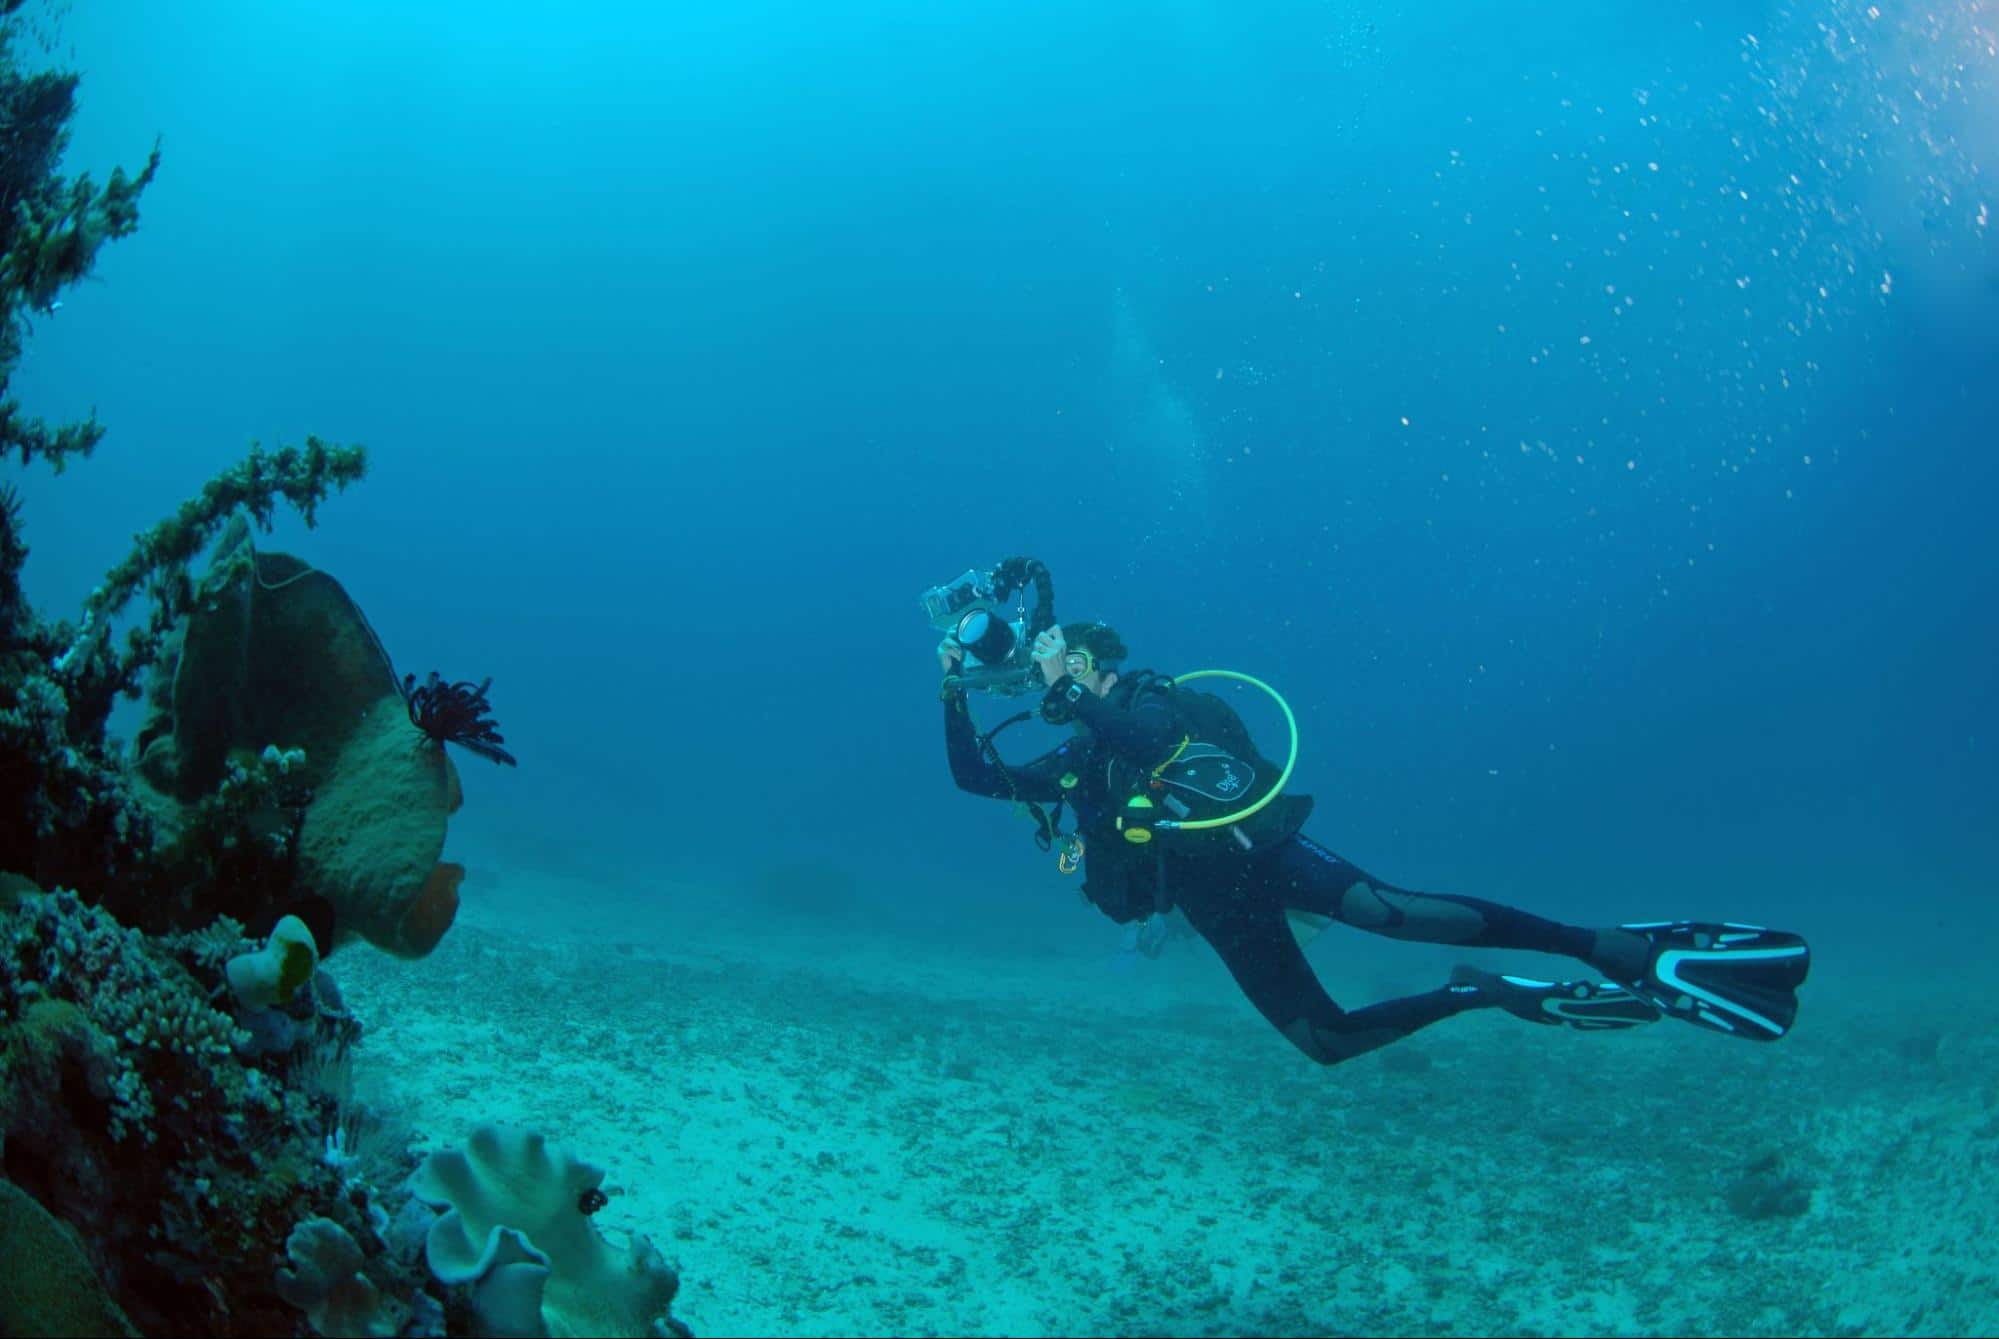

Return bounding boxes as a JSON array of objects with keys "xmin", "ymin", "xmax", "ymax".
[{"xmin": 991, "ymin": 556, "xmax": 1056, "ymax": 640}]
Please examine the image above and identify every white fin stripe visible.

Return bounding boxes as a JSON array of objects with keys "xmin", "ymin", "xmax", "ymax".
[{"xmin": 1654, "ymin": 948, "xmax": 1785, "ymax": 1036}]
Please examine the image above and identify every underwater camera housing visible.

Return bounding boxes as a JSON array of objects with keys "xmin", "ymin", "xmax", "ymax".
[{"xmin": 921, "ymin": 557, "xmax": 1056, "ymax": 697}]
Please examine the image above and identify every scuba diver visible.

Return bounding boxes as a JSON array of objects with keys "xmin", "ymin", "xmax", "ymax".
[{"xmin": 936, "ymin": 615, "xmax": 1811, "ymax": 1066}]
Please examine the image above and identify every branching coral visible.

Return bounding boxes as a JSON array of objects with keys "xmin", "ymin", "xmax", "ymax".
[
  {"xmin": 0, "ymin": 885, "xmax": 427, "ymax": 1337},
  {"xmin": 0, "ymin": 32, "xmax": 174, "ymax": 886},
  {"xmin": 0, "ymin": 46, "xmax": 366, "ymax": 904},
  {"xmin": 0, "ymin": 310, "xmax": 364, "ymax": 904},
  {"xmin": 402, "ymin": 671, "xmax": 517, "ymax": 767},
  {"xmin": 58, "ymin": 436, "xmax": 370, "ymax": 710},
  {"xmin": 2, "ymin": 887, "xmax": 248, "ymax": 1142},
  {"xmin": 0, "ymin": 34, "xmax": 160, "ymax": 478}
]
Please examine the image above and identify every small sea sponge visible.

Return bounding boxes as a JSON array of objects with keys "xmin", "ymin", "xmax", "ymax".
[
  {"xmin": 274, "ymin": 1216, "xmax": 397, "ymax": 1338},
  {"xmin": 224, "ymin": 915, "xmax": 319, "ymax": 1010}
]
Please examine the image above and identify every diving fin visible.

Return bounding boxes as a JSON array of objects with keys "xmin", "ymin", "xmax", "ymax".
[
  {"xmin": 1615, "ymin": 921, "xmax": 1810, "ymax": 1042},
  {"xmin": 1449, "ymin": 965, "xmax": 1663, "ymax": 1031}
]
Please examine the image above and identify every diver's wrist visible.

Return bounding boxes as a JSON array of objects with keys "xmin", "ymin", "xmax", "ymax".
[{"xmin": 1039, "ymin": 675, "xmax": 1085, "ymax": 723}]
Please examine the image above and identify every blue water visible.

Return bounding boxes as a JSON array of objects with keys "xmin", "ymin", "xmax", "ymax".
[
  {"xmin": 12, "ymin": 3, "xmax": 1999, "ymax": 1333},
  {"xmin": 16, "ymin": 1, "xmax": 1997, "ymax": 978}
]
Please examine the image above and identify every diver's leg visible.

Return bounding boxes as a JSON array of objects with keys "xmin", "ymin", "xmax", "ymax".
[
  {"xmin": 1253, "ymin": 838, "xmax": 1663, "ymax": 1035},
  {"xmin": 1273, "ymin": 834, "xmax": 1638, "ymax": 974},
  {"xmin": 1268, "ymin": 840, "xmax": 1810, "ymax": 1038},
  {"xmin": 1174, "ymin": 875, "xmax": 1484, "ymax": 1065}
]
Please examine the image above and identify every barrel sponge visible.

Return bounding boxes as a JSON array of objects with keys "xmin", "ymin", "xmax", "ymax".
[
  {"xmin": 130, "ymin": 518, "xmax": 464, "ymax": 958},
  {"xmin": 409, "ymin": 1125, "xmax": 681, "ymax": 1339}
]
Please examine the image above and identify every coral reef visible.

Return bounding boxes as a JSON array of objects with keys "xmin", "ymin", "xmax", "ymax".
[
  {"xmin": 5, "ymin": 445, "xmax": 373, "ymax": 922},
  {"xmin": 0, "ymin": 884, "xmax": 406, "ymax": 1335},
  {"xmin": 0, "ymin": 14, "xmax": 670, "ymax": 1337},
  {"xmin": 0, "ymin": 52, "xmax": 365, "ymax": 921},
  {"xmin": 0, "ymin": 9, "xmax": 520, "ymax": 974}
]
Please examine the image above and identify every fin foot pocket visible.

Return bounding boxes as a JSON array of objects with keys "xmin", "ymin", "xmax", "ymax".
[{"xmin": 1450, "ymin": 966, "xmax": 1662, "ymax": 1031}]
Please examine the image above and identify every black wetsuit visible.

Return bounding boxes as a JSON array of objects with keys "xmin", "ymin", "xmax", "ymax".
[{"xmin": 944, "ymin": 671, "xmax": 1602, "ymax": 1064}]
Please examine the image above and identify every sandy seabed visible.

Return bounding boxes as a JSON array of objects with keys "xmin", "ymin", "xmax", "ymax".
[{"xmin": 335, "ymin": 864, "xmax": 1999, "ymax": 1338}]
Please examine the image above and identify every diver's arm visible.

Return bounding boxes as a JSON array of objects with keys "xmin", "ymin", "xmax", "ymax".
[
  {"xmin": 1042, "ymin": 677, "xmax": 1183, "ymax": 766},
  {"xmin": 943, "ymin": 689, "xmax": 1068, "ymax": 801}
]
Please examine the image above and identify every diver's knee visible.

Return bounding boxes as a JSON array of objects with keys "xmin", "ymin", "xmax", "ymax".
[{"xmin": 1280, "ymin": 1016, "xmax": 1368, "ymax": 1066}]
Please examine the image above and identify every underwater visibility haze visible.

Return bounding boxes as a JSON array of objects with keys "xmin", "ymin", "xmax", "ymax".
[{"xmin": 1, "ymin": 0, "xmax": 1995, "ymax": 1334}]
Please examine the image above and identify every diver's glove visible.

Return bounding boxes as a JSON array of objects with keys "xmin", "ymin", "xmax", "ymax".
[
  {"xmin": 938, "ymin": 638, "xmax": 968, "ymax": 701},
  {"xmin": 1135, "ymin": 913, "xmax": 1171, "ymax": 959},
  {"xmin": 1039, "ymin": 675, "xmax": 1086, "ymax": 725}
]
